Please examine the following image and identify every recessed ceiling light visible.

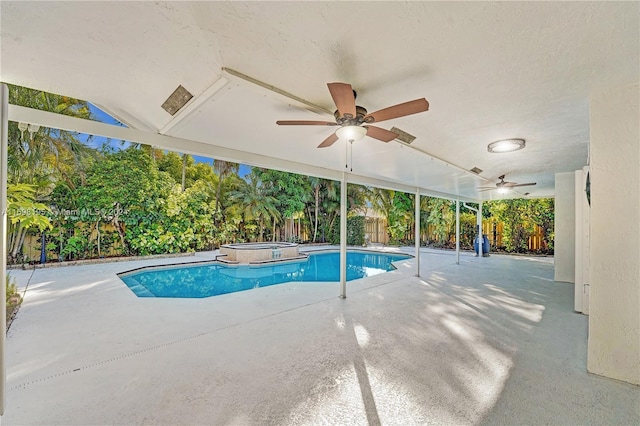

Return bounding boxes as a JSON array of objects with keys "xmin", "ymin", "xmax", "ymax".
[{"xmin": 487, "ymin": 138, "xmax": 525, "ymax": 153}]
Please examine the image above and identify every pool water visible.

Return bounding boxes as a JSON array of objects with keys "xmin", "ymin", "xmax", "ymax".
[{"xmin": 119, "ymin": 250, "xmax": 411, "ymax": 298}]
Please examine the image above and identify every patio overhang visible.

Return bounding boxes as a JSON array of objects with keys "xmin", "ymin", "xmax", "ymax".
[
  {"xmin": 7, "ymin": 103, "xmax": 477, "ymax": 202},
  {"xmin": 2, "ymin": 2, "xmax": 637, "ymax": 201}
]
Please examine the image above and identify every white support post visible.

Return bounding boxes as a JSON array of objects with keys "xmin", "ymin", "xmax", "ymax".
[
  {"xmin": 415, "ymin": 188, "xmax": 420, "ymax": 277},
  {"xmin": 456, "ymin": 199, "xmax": 460, "ymax": 264},
  {"xmin": 0, "ymin": 84, "xmax": 8, "ymax": 415},
  {"xmin": 339, "ymin": 173, "xmax": 347, "ymax": 298},
  {"xmin": 477, "ymin": 200, "xmax": 483, "ymax": 257}
]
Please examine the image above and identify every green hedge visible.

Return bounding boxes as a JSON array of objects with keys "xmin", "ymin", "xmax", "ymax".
[{"xmin": 327, "ymin": 216, "xmax": 365, "ymax": 246}]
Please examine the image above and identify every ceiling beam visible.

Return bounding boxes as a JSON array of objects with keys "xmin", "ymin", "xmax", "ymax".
[{"xmin": 8, "ymin": 104, "xmax": 478, "ymax": 202}]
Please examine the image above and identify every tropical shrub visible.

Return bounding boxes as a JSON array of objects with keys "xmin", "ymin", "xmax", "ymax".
[
  {"xmin": 425, "ymin": 197, "xmax": 453, "ymax": 245},
  {"xmin": 328, "ymin": 215, "xmax": 365, "ymax": 246},
  {"xmin": 6, "ymin": 274, "xmax": 21, "ymax": 329}
]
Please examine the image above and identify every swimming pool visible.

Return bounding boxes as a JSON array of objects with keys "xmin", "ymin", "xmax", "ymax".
[{"xmin": 119, "ymin": 250, "xmax": 411, "ymax": 298}]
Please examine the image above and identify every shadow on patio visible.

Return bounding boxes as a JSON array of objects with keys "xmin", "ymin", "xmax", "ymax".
[{"xmin": 4, "ymin": 252, "xmax": 639, "ymax": 424}]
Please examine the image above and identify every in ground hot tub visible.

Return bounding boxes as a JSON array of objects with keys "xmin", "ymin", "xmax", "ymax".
[{"xmin": 219, "ymin": 242, "xmax": 299, "ymax": 263}]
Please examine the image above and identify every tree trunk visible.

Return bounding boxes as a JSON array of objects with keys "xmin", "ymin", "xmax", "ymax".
[
  {"xmin": 313, "ymin": 186, "xmax": 319, "ymax": 242},
  {"xmin": 272, "ymin": 216, "xmax": 276, "ymax": 242},
  {"xmin": 286, "ymin": 218, "xmax": 289, "ymax": 241},
  {"xmin": 306, "ymin": 206, "xmax": 313, "ymax": 236},
  {"xmin": 96, "ymin": 219, "xmax": 101, "ymax": 258},
  {"xmin": 10, "ymin": 223, "xmax": 25, "ymax": 261},
  {"xmin": 112, "ymin": 214, "xmax": 127, "ymax": 254},
  {"xmin": 16, "ymin": 230, "xmax": 27, "ymax": 263},
  {"xmin": 8, "ymin": 225, "xmax": 18, "ymax": 260},
  {"xmin": 181, "ymin": 153, "xmax": 187, "ymax": 192},
  {"xmin": 259, "ymin": 217, "xmax": 264, "ymax": 242},
  {"xmin": 214, "ymin": 183, "xmax": 222, "ymax": 225}
]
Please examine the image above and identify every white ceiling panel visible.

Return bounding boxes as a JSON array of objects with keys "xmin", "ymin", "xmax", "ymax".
[{"xmin": 1, "ymin": 1, "xmax": 638, "ymax": 200}]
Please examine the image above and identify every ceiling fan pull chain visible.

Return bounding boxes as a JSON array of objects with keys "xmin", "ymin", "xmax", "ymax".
[
  {"xmin": 350, "ymin": 141, "xmax": 353, "ymax": 172},
  {"xmin": 345, "ymin": 139, "xmax": 348, "ymax": 169}
]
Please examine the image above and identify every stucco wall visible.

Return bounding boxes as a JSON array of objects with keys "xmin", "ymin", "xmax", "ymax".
[
  {"xmin": 220, "ymin": 244, "xmax": 299, "ymax": 263},
  {"xmin": 587, "ymin": 83, "xmax": 640, "ymax": 385},
  {"xmin": 554, "ymin": 172, "xmax": 575, "ymax": 283},
  {"xmin": 574, "ymin": 168, "xmax": 590, "ymax": 314}
]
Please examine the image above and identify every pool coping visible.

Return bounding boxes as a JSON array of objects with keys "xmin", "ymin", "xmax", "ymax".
[
  {"xmin": 116, "ymin": 248, "xmax": 413, "ymax": 299},
  {"xmin": 117, "ymin": 247, "xmax": 413, "ymax": 277}
]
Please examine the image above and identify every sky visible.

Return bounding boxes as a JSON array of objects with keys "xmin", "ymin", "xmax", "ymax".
[{"xmin": 84, "ymin": 103, "xmax": 250, "ymax": 177}]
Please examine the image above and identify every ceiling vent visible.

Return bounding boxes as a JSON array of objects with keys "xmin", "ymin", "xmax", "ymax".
[
  {"xmin": 470, "ymin": 167, "xmax": 483, "ymax": 174},
  {"xmin": 161, "ymin": 85, "xmax": 193, "ymax": 116},
  {"xmin": 390, "ymin": 127, "xmax": 416, "ymax": 144}
]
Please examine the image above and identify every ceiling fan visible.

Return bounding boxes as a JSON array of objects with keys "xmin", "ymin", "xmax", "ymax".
[
  {"xmin": 276, "ymin": 82, "xmax": 429, "ymax": 148},
  {"xmin": 479, "ymin": 175, "xmax": 537, "ymax": 193}
]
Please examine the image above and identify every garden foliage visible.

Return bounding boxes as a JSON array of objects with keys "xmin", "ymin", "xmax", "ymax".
[{"xmin": 6, "ymin": 84, "xmax": 555, "ymax": 263}]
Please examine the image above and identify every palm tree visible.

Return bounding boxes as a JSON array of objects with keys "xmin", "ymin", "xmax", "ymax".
[
  {"xmin": 213, "ymin": 159, "xmax": 240, "ymax": 218},
  {"xmin": 228, "ymin": 175, "xmax": 280, "ymax": 242},
  {"xmin": 347, "ymin": 184, "xmax": 370, "ymax": 215},
  {"xmin": 369, "ymin": 188, "xmax": 415, "ymax": 244},
  {"xmin": 307, "ymin": 176, "xmax": 322, "ymax": 242},
  {"xmin": 7, "ymin": 183, "xmax": 53, "ymax": 263},
  {"xmin": 8, "ymin": 85, "xmax": 95, "ymax": 190},
  {"xmin": 321, "ymin": 179, "xmax": 340, "ymax": 238},
  {"xmin": 369, "ymin": 187, "xmax": 394, "ymax": 223},
  {"xmin": 7, "ymin": 85, "xmax": 96, "ymax": 262}
]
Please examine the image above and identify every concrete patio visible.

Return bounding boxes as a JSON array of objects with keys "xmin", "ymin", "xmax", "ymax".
[{"xmin": 4, "ymin": 248, "xmax": 639, "ymax": 425}]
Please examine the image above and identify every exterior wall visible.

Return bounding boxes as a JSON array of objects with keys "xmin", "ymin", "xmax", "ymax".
[
  {"xmin": 574, "ymin": 167, "xmax": 590, "ymax": 314},
  {"xmin": 587, "ymin": 83, "xmax": 640, "ymax": 385},
  {"xmin": 554, "ymin": 172, "xmax": 576, "ymax": 283}
]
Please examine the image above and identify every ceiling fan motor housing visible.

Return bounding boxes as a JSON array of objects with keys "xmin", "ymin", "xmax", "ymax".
[{"xmin": 334, "ymin": 105, "xmax": 368, "ymax": 126}]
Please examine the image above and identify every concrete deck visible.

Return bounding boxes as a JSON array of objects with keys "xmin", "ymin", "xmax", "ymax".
[{"xmin": 4, "ymin": 248, "xmax": 639, "ymax": 425}]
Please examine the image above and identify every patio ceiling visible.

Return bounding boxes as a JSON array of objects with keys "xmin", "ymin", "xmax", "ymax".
[{"xmin": 1, "ymin": 2, "xmax": 638, "ymax": 200}]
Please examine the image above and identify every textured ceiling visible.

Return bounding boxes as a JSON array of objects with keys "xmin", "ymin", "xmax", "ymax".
[{"xmin": 1, "ymin": 1, "xmax": 638, "ymax": 200}]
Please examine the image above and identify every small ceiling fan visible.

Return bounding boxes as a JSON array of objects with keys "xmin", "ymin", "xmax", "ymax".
[
  {"xmin": 479, "ymin": 175, "xmax": 537, "ymax": 193},
  {"xmin": 276, "ymin": 82, "xmax": 429, "ymax": 148}
]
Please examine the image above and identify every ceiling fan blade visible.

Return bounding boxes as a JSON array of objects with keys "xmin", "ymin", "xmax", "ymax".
[
  {"xmin": 511, "ymin": 182, "xmax": 537, "ymax": 188},
  {"xmin": 478, "ymin": 188, "xmax": 496, "ymax": 192},
  {"xmin": 327, "ymin": 82, "xmax": 356, "ymax": 118},
  {"xmin": 317, "ymin": 132, "xmax": 339, "ymax": 148},
  {"xmin": 276, "ymin": 120, "xmax": 337, "ymax": 126},
  {"xmin": 364, "ymin": 125, "xmax": 398, "ymax": 142},
  {"xmin": 364, "ymin": 98, "xmax": 429, "ymax": 124}
]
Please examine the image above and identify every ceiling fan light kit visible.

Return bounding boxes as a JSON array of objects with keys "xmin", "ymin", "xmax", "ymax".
[
  {"xmin": 487, "ymin": 138, "xmax": 526, "ymax": 153},
  {"xmin": 336, "ymin": 125, "xmax": 367, "ymax": 143}
]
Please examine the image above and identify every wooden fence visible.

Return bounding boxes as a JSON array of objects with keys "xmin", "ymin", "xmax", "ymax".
[
  {"xmin": 365, "ymin": 218, "xmax": 389, "ymax": 244},
  {"xmin": 365, "ymin": 217, "xmax": 546, "ymax": 250},
  {"xmin": 19, "ymin": 215, "xmax": 546, "ymax": 262}
]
